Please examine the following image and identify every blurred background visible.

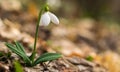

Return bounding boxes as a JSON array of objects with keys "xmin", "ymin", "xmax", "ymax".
[
  {"xmin": 0, "ymin": 0, "xmax": 120, "ymax": 72},
  {"xmin": 1, "ymin": 0, "xmax": 120, "ymax": 21}
]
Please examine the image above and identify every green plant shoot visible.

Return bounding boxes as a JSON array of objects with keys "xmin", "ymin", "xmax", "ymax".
[{"xmin": 5, "ymin": 3, "xmax": 61, "ymax": 67}]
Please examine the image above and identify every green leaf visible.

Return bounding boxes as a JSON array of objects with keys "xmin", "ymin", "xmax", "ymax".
[
  {"xmin": 5, "ymin": 43, "xmax": 31, "ymax": 64},
  {"xmin": 0, "ymin": 52, "xmax": 4, "ymax": 57},
  {"xmin": 6, "ymin": 52, "xmax": 11, "ymax": 58},
  {"xmin": 33, "ymin": 53, "xmax": 62, "ymax": 66},
  {"xmin": 15, "ymin": 41, "xmax": 26, "ymax": 54},
  {"xmin": 86, "ymin": 55, "xmax": 93, "ymax": 61},
  {"xmin": 14, "ymin": 61, "xmax": 23, "ymax": 72},
  {"xmin": 0, "ymin": 52, "xmax": 11, "ymax": 58}
]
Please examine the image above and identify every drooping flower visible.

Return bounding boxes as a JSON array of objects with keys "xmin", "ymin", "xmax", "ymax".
[{"xmin": 40, "ymin": 12, "xmax": 59, "ymax": 26}]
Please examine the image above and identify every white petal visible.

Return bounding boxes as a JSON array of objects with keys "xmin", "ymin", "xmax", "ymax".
[
  {"xmin": 48, "ymin": 12, "xmax": 59, "ymax": 24},
  {"xmin": 40, "ymin": 12, "xmax": 50, "ymax": 26}
]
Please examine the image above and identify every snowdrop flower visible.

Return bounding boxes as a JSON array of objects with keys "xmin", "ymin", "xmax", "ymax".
[{"xmin": 40, "ymin": 12, "xmax": 59, "ymax": 26}]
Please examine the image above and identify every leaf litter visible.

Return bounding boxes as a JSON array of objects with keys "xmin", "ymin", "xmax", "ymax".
[{"xmin": 0, "ymin": 1, "xmax": 120, "ymax": 72}]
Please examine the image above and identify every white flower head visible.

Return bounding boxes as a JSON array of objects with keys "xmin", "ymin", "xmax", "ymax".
[{"xmin": 40, "ymin": 12, "xmax": 59, "ymax": 26}]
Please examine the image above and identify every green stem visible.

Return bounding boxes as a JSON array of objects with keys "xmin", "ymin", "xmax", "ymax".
[
  {"xmin": 30, "ymin": 8, "xmax": 44, "ymax": 63},
  {"xmin": 30, "ymin": 4, "xmax": 49, "ymax": 65}
]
